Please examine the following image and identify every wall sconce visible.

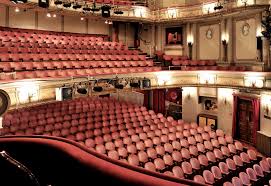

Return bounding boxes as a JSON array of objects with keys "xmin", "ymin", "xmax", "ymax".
[
  {"xmin": 188, "ymin": 42, "xmax": 193, "ymax": 60},
  {"xmin": 244, "ymin": 76, "xmax": 265, "ymax": 88},
  {"xmin": 222, "ymin": 39, "xmax": 228, "ymax": 62},
  {"xmin": 167, "ymin": 8, "xmax": 177, "ymax": 19},
  {"xmin": 156, "ymin": 72, "xmax": 171, "ymax": 86},
  {"xmin": 262, "ymin": 94, "xmax": 271, "ymax": 118},
  {"xmin": 16, "ymin": 83, "xmax": 39, "ymax": 104},
  {"xmin": 198, "ymin": 74, "xmax": 217, "ymax": 84}
]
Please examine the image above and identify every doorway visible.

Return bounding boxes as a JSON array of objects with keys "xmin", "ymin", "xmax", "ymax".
[
  {"xmin": 233, "ymin": 95, "xmax": 260, "ymax": 146},
  {"xmin": 236, "ymin": 99, "xmax": 254, "ymax": 144}
]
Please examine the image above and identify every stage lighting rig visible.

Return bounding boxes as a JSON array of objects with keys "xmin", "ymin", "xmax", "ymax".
[{"xmin": 214, "ymin": 1, "xmax": 223, "ymax": 11}]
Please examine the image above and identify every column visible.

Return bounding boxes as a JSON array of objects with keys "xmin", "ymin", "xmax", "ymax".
[
  {"xmin": 185, "ymin": 22, "xmax": 190, "ymax": 57},
  {"xmin": 156, "ymin": 24, "xmax": 162, "ymax": 51},
  {"xmin": 220, "ymin": 19, "xmax": 226, "ymax": 62},
  {"xmin": 191, "ymin": 23, "xmax": 197, "ymax": 60},
  {"xmin": 262, "ymin": 38, "xmax": 270, "ymax": 70},
  {"xmin": 226, "ymin": 17, "xmax": 233, "ymax": 64},
  {"xmin": 150, "ymin": 24, "xmax": 155, "ymax": 57}
]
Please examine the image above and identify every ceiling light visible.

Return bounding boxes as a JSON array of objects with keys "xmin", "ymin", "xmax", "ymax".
[
  {"xmin": 63, "ymin": 2, "xmax": 71, "ymax": 8},
  {"xmin": 15, "ymin": 7, "xmax": 20, "ymax": 12},
  {"xmin": 47, "ymin": 13, "xmax": 51, "ymax": 17}
]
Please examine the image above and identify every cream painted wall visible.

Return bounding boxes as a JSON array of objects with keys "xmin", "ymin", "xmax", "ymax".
[
  {"xmin": 88, "ymin": 20, "xmax": 109, "ymax": 35},
  {"xmin": 260, "ymin": 94, "xmax": 271, "ymax": 136},
  {"xmin": 182, "ymin": 87, "xmax": 199, "ymax": 122},
  {"xmin": 0, "ymin": 5, "xmax": 6, "ymax": 27},
  {"xmin": 199, "ymin": 24, "xmax": 220, "ymax": 60},
  {"xmin": 37, "ymin": 12, "xmax": 61, "ymax": 32},
  {"xmin": 235, "ymin": 18, "xmax": 257, "ymax": 60},
  {"xmin": 126, "ymin": 23, "xmax": 135, "ymax": 47},
  {"xmin": 64, "ymin": 15, "xmax": 86, "ymax": 33},
  {"xmin": 217, "ymin": 88, "xmax": 235, "ymax": 135},
  {"xmin": 119, "ymin": 23, "xmax": 126, "ymax": 44},
  {"xmin": 9, "ymin": 7, "xmax": 35, "ymax": 29}
]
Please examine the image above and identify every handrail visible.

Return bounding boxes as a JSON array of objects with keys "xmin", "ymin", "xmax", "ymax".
[{"xmin": 0, "ymin": 150, "xmax": 41, "ymax": 186}]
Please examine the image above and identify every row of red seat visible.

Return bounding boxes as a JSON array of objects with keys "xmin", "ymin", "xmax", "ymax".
[
  {"xmin": 172, "ymin": 60, "xmax": 216, "ymax": 66},
  {"xmin": 1, "ymin": 96, "xmax": 269, "ymax": 186},
  {"xmin": 0, "ymin": 67, "xmax": 161, "ymax": 81},
  {"xmin": 0, "ymin": 54, "xmax": 147, "ymax": 62},
  {"xmin": 0, "ymin": 27, "xmax": 108, "ymax": 41},
  {"xmin": 0, "ymin": 60, "xmax": 153, "ymax": 71},
  {"xmin": 0, "ymin": 47, "xmax": 138, "ymax": 55},
  {"xmin": 163, "ymin": 55, "xmax": 189, "ymax": 61},
  {"xmin": 171, "ymin": 66, "xmax": 247, "ymax": 71},
  {"xmin": 0, "ymin": 41, "xmax": 126, "ymax": 50}
]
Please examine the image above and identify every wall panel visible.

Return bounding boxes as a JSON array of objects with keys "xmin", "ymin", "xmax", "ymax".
[
  {"xmin": 0, "ymin": 5, "xmax": 6, "ymax": 27},
  {"xmin": 235, "ymin": 18, "xmax": 256, "ymax": 60},
  {"xmin": 37, "ymin": 12, "xmax": 61, "ymax": 32},
  {"xmin": 64, "ymin": 15, "xmax": 86, "ymax": 33},
  {"xmin": 9, "ymin": 7, "xmax": 35, "ymax": 29},
  {"xmin": 88, "ymin": 20, "xmax": 109, "ymax": 35},
  {"xmin": 199, "ymin": 24, "xmax": 220, "ymax": 60}
]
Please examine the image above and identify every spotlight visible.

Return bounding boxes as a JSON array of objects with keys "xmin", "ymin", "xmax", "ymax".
[
  {"xmin": 101, "ymin": 5, "xmax": 111, "ymax": 18},
  {"xmin": 73, "ymin": 3, "xmax": 82, "ymax": 9},
  {"xmin": 83, "ymin": 6, "xmax": 91, "ymax": 11},
  {"xmin": 93, "ymin": 86, "xmax": 103, "ymax": 92},
  {"xmin": 90, "ymin": 2, "xmax": 100, "ymax": 12},
  {"xmin": 130, "ymin": 79, "xmax": 141, "ymax": 88},
  {"xmin": 63, "ymin": 2, "xmax": 71, "ymax": 8},
  {"xmin": 77, "ymin": 88, "xmax": 88, "ymax": 94},
  {"xmin": 142, "ymin": 77, "xmax": 151, "ymax": 88},
  {"xmin": 15, "ymin": 7, "xmax": 20, "ymax": 12},
  {"xmin": 214, "ymin": 3, "xmax": 223, "ymax": 11},
  {"xmin": 115, "ymin": 83, "xmax": 124, "ymax": 89},
  {"xmin": 54, "ymin": 0, "xmax": 62, "ymax": 5}
]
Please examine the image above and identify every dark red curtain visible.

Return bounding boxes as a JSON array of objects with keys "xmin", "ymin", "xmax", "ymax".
[
  {"xmin": 252, "ymin": 98, "xmax": 260, "ymax": 145},
  {"xmin": 143, "ymin": 90, "xmax": 149, "ymax": 109},
  {"xmin": 232, "ymin": 95, "xmax": 238, "ymax": 139},
  {"xmin": 113, "ymin": 22, "xmax": 119, "ymax": 42},
  {"xmin": 153, "ymin": 89, "xmax": 165, "ymax": 114}
]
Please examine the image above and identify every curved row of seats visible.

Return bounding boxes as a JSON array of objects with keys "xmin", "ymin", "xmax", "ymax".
[
  {"xmin": 0, "ymin": 41, "xmax": 126, "ymax": 50},
  {"xmin": 173, "ymin": 66, "xmax": 247, "ymax": 71},
  {"xmin": 0, "ymin": 54, "xmax": 147, "ymax": 62},
  {"xmin": 0, "ymin": 47, "xmax": 138, "ymax": 55},
  {"xmin": 0, "ymin": 67, "xmax": 161, "ymax": 80},
  {"xmin": 172, "ymin": 60, "xmax": 216, "ymax": 67},
  {"xmin": 1, "ymin": 97, "xmax": 270, "ymax": 186},
  {"xmin": 0, "ymin": 27, "xmax": 107, "ymax": 41}
]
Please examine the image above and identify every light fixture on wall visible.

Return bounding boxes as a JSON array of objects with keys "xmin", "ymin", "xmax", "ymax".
[
  {"xmin": 46, "ymin": 13, "xmax": 51, "ymax": 17},
  {"xmin": 80, "ymin": 17, "xmax": 84, "ymax": 21},
  {"xmin": 105, "ymin": 20, "xmax": 112, "ymax": 24},
  {"xmin": 167, "ymin": 8, "xmax": 177, "ymax": 19},
  {"xmin": 262, "ymin": 94, "xmax": 271, "ymax": 117},
  {"xmin": 198, "ymin": 73, "xmax": 217, "ymax": 84},
  {"xmin": 244, "ymin": 76, "xmax": 265, "ymax": 88},
  {"xmin": 15, "ymin": 7, "xmax": 20, "ymax": 12},
  {"xmin": 241, "ymin": 0, "xmax": 248, "ymax": 7},
  {"xmin": 222, "ymin": 39, "xmax": 228, "ymax": 62}
]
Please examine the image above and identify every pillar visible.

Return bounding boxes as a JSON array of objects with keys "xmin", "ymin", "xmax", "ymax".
[
  {"xmin": 191, "ymin": 23, "xmax": 197, "ymax": 60},
  {"xmin": 226, "ymin": 17, "xmax": 233, "ymax": 64}
]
